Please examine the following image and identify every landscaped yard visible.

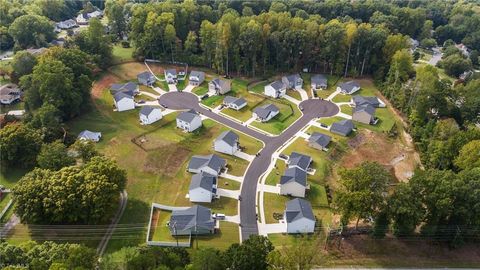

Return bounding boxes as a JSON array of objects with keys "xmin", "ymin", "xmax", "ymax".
[
  {"xmin": 286, "ymin": 89, "xmax": 302, "ymax": 101},
  {"xmin": 250, "ymin": 99, "xmax": 301, "ymax": 135},
  {"xmin": 340, "ymin": 104, "xmax": 353, "ymax": 115},
  {"xmin": 112, "ymin": 45, "xmax": 135, "ymax": 64},
  {"xmin": 192, "ymin": 81, "xmax": 209, "ymax": 96}
]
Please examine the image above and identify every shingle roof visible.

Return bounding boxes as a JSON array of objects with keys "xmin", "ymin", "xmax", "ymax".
[
  {"xmin": 280, "ymin": 167, "xmax": 307, "ymax": 186},
  {"xmin": 215, "ymin": 130, "xmax": 239, "ymax": 147},
  {"xmin": 177, "ymin": 109, "xmax": 200, "ymax": 124},
  {"xmin": 137, "ymin": 71, "xmax": 154, "ymax": 81},
  {"xmin": 269, "ymin": 80, "xmax": 285, "ymax": 91},
  {"xmin": 352, "ymin": 95, "xmax": 381, "ymax": 107},
  {"xmin": 253, "ymin": 103, "xmax": 279, "ymax": 120},
  {"xmin": 353, "ymin": 104, "xmax": 376, "ymax": 116},
  {"xmin": 188, "ymin": 154, "xmax": 226, "ymax": 173},
  {"xmin": 284, "ymin": 74, "xmax": 301, "ymax": 83},
  {"xmin": 211, "ymin": 78, "xmax": 231, "ymax": 90},
  {"xmin": 170, "ymin": 205, "xmax": 215, "ymax": 231},
  {"xmin": 285, "ymin": 198, "xmax": 315, "ymax": 223},
  {"xmin": 339, "ymin": 81, "xmax": 360, "ymax": 94},
  {"xmin": 165, "ymin": 69, "xmax": 177, "ymax": 76},
  {"xmin": 330, "ymin": 119, "xmax": 354, "ymax": 136},
  {"xmin": 78, "ymin": 130, "xmax": 101, "ymax": 141},
  {"xmin": 190, "ymin": 70, "xmax": 204, "ymax": 78},
  {"xmin": 139, "ymin": 106, "xmax": 159, "ymax": 117},
  {"xmin": 311, "ymin": 74, "xmax": 327, "ymax": 86},
  {"xmin": 309, "ymin": 132, "xmax": 331, "ymax": 148},
  {"xmin": 224, "ymin": 96, "xmax": 247, "ymax": 107},
  {"xmin": 110, "ymin": 82, "xmax": 138, "ymax": 96},
  {"xmin": 189, "ymin": 172, "xmax": 216, "ymax": 192},
  {"xmin": 114, "ymin": 92, "xmax": 133, "ymax": 102},
  {"xmin": 289, "ymin": 152, "xmax": 312, "ymax": 171}
]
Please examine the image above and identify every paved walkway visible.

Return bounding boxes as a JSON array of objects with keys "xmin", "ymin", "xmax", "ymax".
[
  {"xmin": 183, "ymin": 84, "xmax": 195, "ymax": 93},
  {"xmin": 219, "ymin": 173, "xmax": 243, "ymax": 183},
  {"xmin": 283, "ymin": 94, "xmax": 301, "ymax": 105},
  {"xmin": 244, "ymin": 116, "xmax": 256, "ymax": 126},
  {"xmin": 257, "ymin": 184, "xmax": 280, "ymax": 194},
  {"xmin": 136, "ymin": 101, "xmax": 160, "ymax": 107},
  {"xmin": 168, "ymin": 84, "xmax": 178, "ymax": 92},
  {"xmin": 217, "ymin": 188, "xmax": 240, "ymax": 199},
  {"xmin": 326, "ymin": 89, "xmax": 341, "ymax": 101},
  {"xmin": 234, "ymin": 151, "xmax": 255, "ymax": 161},
  {"xmin": 224, "ymin": 215, "xmax": 240, "ymax": 224},
  {"xmin": 212, "ymin": 105, "xmax": 223, "ymax": 113},
  {"xmin": 258, "ymin": 222, "xmax": 287, "ymax": 236},
  {"xmin": 297, "ymin": 88, "xmax": 309, "ymax": 101},
  {"xmin": 152, "ymin": 87, "xmax": 167, "ymax": 95},
  {"xmin": 139, "ymin": 91, "xmax": 160, "ymax": 99},
  {"xmin": 336, "ymin": 112, "xmax": 352, "ymax": 119}
]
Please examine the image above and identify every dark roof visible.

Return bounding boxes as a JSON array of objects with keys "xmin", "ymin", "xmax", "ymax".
[
  {"xmin": 269, "ymin": 80, "xmax": 285, "ymax": 91},
  {"xmin": 309, "ymin": 132, "xmax": 331, "ymax": 148},
  {"xmin": 289, "ymin": 152, "xmax": 312, "ymax": 171},
  {"xmin": 285, "ymin": 198, "xmax": 315, "ymax": 223},
  {"xmin": 190, "ymin": 70, "xmax": 205, "ymax": 78},
  {"xmin": 139, "ymin": 106, "xmax": 159, "ymax": 117},
  {"xmin": 280, "ymin": 167, "xmax": 307, "ymax": 186},
  {"xmin": 189, "ymin": 172, "xmax": 216, "ymax": 192},
  {"xmin": 330, "ymin": 119, "xmax": 354, "ymax": 136},
  {"xmin": 137, "ymin": 71, "xmax": 154, "ymax": 81},
  {"xmin": 113, "ymin": 92, "xmax": 133, "ymax": 102},
  {"xmin": 188, "ymin": 154, "xmax": 226, "ymax": 173},
  {"xmin": 339, "ymin": 81, "xmax": 360, "ymax": 94},
  {"xmin": 353, "ymin": 104, "xmax": 376, "ymax": 116},
  {"xmin": 78, "ymin": 130, "xmax": 101, "ymax": 140},
  {"xmin": 224, "ymin": 96, "xmax": 247, "ymax": 107},
  {"xmin": 169, "ymin": 205, "xmax": 215, "ymax": 231},
  {"xmin": 352, "ymin": 95, "xmax": 380, "ymax": 107},
  {"xmin": 211, "ymin": 78, "xmax": 231, "ymax": 90},
  {"xmin": 177, "ymin": 109, "xmax": 200, "ymax": 123},
  {"xmin": 110, "ymin": 82, "xmax": 138, "ymax": 96},
  {"xmin": 284, "ymin": 74, "xmax": 302, "ymax": 83},
  {"xmin": 165, "ymin": 69, "xmax": 177, "ymax": 76},
  {"xmin": 215, "ymin": 130, "xmax": 239, "ymax": 147},
  {"xmin": 311, "ymin": 74, "xmax": 327, "ymax": 86},
  {"xmin": 253, "ymin": 103, "xmax": 279, "ymax": 120}
]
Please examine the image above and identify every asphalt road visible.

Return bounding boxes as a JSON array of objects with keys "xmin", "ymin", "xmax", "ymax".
[{"xmin": 158, "ymin": 92, "xmax": 339, "ymax": 240}]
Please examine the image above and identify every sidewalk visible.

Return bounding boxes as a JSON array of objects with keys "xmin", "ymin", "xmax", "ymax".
[
  {"xmin": 283, "ymin": 94, "xmax": 300, "ymax": 105},
  {"xmin": 258, "ymin": 222, "xmax": 287, "ymax": 236}
]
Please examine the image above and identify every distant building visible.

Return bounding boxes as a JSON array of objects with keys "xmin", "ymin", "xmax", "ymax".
[
  {"xmin": 223, "ymin": 96, "xmax": 247, "ymax": 111},
  {"xmin": 311, "ymin": 74, "xmax": 328, "ymax": 90},
  {"xmin": 176, "ymin": 109, "xmax": 202, "ymax": 132},
  {"xmin": 168, "ymin": 205, "xmax": 216, "ymax": 236},
  {"xmin": 78, "ymin": 130, "xmax": 102, "ymax": 142},
  {"xmin": 189, "ymin": 71, "xmax": 205, "ymax": 86},
  {"xmin": 337, "ymin": 81, "xmax": 360, "ymax": 95},
  {"xmin": 264, "ymin": 80, "xmax": 286, "ymax": 98},
  {"xmin": 284, "ymin": 198, "xmax": 315, "ymax": 234},
  {"xmin": 137, "ymin": 71, "xmax": 156, "ymax": 86},
  {"xmin": 308, "ymin": 132, "xmax": 331, "ymax": 151},
  {"xmin": 214, "ymin": 130, "xmax": 240, "ymax": 155},
  {"xmin": 139, "ymin": 106, "xmax": 162, "ymax": 125},
  {"xmin": 165, "ymin": 69, "xmax": 177, "ymax": 84},
  {"xmin": 253, "ymin": 104, "xmax": 279, "ymax": 122},
  {"xmin": 188, "ymin": 154, "xmax": 226, "ymax": 176},
  {"xmin": 455, "ymin": 43, "xmax": 470, "ymax": 57},
  {"xmin": 76, "ymin": 10, "xmax": 103, "ymax": 25},
  {"xmin": 209, "ymin": 78, "xmax": 231, "ymax": 95},
  {"xmin": 282, "ymin": 74, "xmax": 303, "ymax": 90}
]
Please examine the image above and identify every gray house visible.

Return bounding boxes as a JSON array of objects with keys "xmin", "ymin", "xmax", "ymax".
[
  {"xmin": 253, "ymin": 104, "xmax": 280, "ymax": 122},
  {"xmin": 352, "ymin": 95, "xmax": 385, "ymax": 108},
  {"xmin": 308, "ymin": 132, "xmax": 331, "ymax": 151},
  {"xmin": 168, "ymin": 205, "xmax": 216, "ymax": 236},
  {"xmin": 264, "ymin": 80, "xmax": 286, "ymax": 98},
  {"xmin": 223, "ymin": 96, "xmax": 247, "ymax": 110},
  {"xmin": 280, "ymin": 167, "xmax": 308, "ymax": 197},
  {"xmin": 352, "ymin": 105, "xmax": 376, "ymax": 125},
  {"xmin": 189, "ymin": 172, "xmax": 217, "ymax": 203},
  {"xmin": 330, "ymin": 119, "xmax": 354, "ymax": 136},
  {"xmin": 282, "ymin": 74, "xmax": 303, "ymax": 90},
  {"xmin": 214, "ymin": 130, "xmax": 240, "ymax": 155},
  {"xmin": 78, "ymin": 130, "xmax": 102, "ymax": 142},
  {"xmin": 189, "ymin": 71, "xmax": 205, "ymax": 86},
  {"xmin": 288, "ymin": 152, "xmax": 312, "ymax": 172},
  {"xmin": 284, "ymin": 198, "xmax": 315, "ymax": 234},
  {"xmin": 137, "ymin": 71, "xmax": 156, "ymax": 86},
  {"xmin": 337, "ymin": 81, "xmax": 360, "ymax": 95},
  {"xmin": 165, "ymin": 69, "xmax": 177, "ymax": 84},
  {"xmin": 110, "ymin": 82, "xmax": 139, "ymax": 96},
  {"xmin": 209, "ymin": 78, "xmax": 231, "ymax": 95},
  {"xmin": 188, "ymin": 154, "xmax": 226, "ymax": 176},
  {"xmin": 176, "ymin": 109, "xmax": 202, "ymax": 132},
  {"xmin": 311, "ymin": 74, "xmax": 328, "ymax": 90}
]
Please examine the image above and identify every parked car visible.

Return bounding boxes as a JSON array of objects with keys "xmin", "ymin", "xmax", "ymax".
[
  {"xmin": 137, "ymin": 99, "xmax": 146, "ymax": 104},
  {"xmin": 279, "ymin": 154, "xmax": 288, "ymax": 160}
]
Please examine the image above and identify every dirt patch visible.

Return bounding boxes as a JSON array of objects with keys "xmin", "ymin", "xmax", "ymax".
[
  {"xmin": 144, "ymin": 144, "xmax": 190, "ymax": 177},
  {"xmin": 91, "ymin": 73, "xmax": 120, "ymax": 99},
  {"xmin": 340, "ymin": 129, "xmax": 418, "ymax": 182}
]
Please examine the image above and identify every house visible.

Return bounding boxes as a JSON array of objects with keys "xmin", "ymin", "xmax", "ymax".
[
  {"xmin": 137, "ymin": 71, "xmax": 156, "ymax": 86},
  {"xmin": 282, "ymin": 74, "xmax": 303, "ymax": 90},
  {"xmin": 264, "ymin": 80, "xmax": 286, "ymax": 98},
  {"xmin": 337, "ymin": 81, "xmax": 360, "ymax": 95},
  {"xmin": 50, "ymin": 38, "xmax": 65, "ymax": 47},
  {"xmin": 189, "ymin": 172, "xmax": 217, "ymax": 203},
  {"xmin": 223, "ymin": 96, "xmax": 247, "ymax": 111},
  {"xmin": 114, "ymin": 92, "xmax": 135, "ymax": 112},
  {"xmin": 168, "ymin": 205, "xmax": 216, "ymax": 236},
  {"xmin": 189, "ymin": 71, "xmax": 205, "ymax": 86},
  {"xmin": 330, "ymin": 119, "xmax": 354, "ymax": 136},
  {"xmin": 311, "ymin": 74, "xmax": 328, "ymax": 90},
  {"xmin": 0, "ymin": 84, "xmax": 21, "ymax": 105},
  {"xmin": 187, "ymin": 154, "xmax": 226, "ymax": 176},
  {"xmin": 352, "ymin": 105, "xmax": 376, "ymax": 125},
  {"xmin": 253, "ymin": 104, "xmax": 279, "ymax": 122},
  {"xmin": 456, "ymin": 43, "xmax": 470, "ymax": 57},
  {"xmin": 139, "ymin": 106, "xmax": 162, "ymax": 125},
  {"xmin": 288, "ymin": 152, "xmax": 312, "ymax": 172},
  {"xmin": 55, "ymin": 19, "xmax": 77, "ymax": 32},
  {"xmin": 77, "ymin": 130, "xmax": 102, "ymax": 142},
  {"xmin": 280, "ymin": 167, "xmax": 307, "ymax": 197},
  {"xmin": 25, "ymin": 47, "xmax": 47, "ymax": 56},
  {"xmin": 176, "ymin": 109, "xmax": 202, "ymax": 132},
  {"xmin": 308, "ymin": 132, "xmax": 331, "ymax": 151},
  {"xmin": 284, "ymin": 198, "xmax": 315, "ymax": 234},
  {"xmin": 110, "ymin": 82, "xmax": 139, "ymax": 96},
  {"xmin": 76, "ymin": 10, "xmax": 103, "ymax": 25},
  {"xmin": 165, "ymin": 69, "xmax": 177, "ymax": 84},
  {"xmin": 214, "ymin": 130, "xmax": 240, "ymax": 155},
  {"xmin": 209, "ymin": 78, "xmax": 231, "ymax": 95},
  {"xmin": 352, "ymin": 95, "xmax": 385, "ymax": 108}
]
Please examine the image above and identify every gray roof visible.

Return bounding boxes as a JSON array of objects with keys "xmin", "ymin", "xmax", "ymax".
[
  {"xmin": 223, "ymin": 96, "xmax": 247, "ymax": 107},
  {"xmin": 165, "ymin": 69, "xmax": 177, "ymax": 76},
  {"xmin": 330, "ymin": 119, "xmax": 354, "ymax": 136},
  {"xmin": 352, "ymin": 95, "xmax": 381, "ymax": 107},
  {"xmin": 309, "ymin": 132, "xmax": 331, "ymax": 148},
  {"xmin": 114, "ymin": 92, "xmax": 133, "ymax": 102},
  {"xmin": 269, "ymin": 80, "xmax": 285, "ymax": 91},
  {"xmin": 339, "ymin": 81, "xmax": 360, "ymax": 94},
  {"xmin": 280, "ymin": 167, "xmax": 307, "ymax": 186},
  {"xmin": 137, "ymin": 71, "xmax": 154, "ymax": 81},
  {"xmin": 353, "ymin": 104, "xmax": 376, "ymax": 116},
  {"xmin": 253, "ymin": 103, "xmax": 279, "ymax": 120},
  {"xmin": 284, "ymin": 74, "xmax": 301, "ymax": 83},
  {"xmin": 215, "ymin": 130, "xmax": 239, "ymax": 147},
  {"xmin": 285, "ymin": 198, "xmax": 315, "ymax": 223},
  {"xmin": 177, "ymin": 109, "xmax": 200, "ymax": 124},
  {"xmin": 139, "ymin": 106, "xmax": 159, "ymax": 117},
  {"xmin": 190, "ymin": 70, "xmax": 205, "ymax": 78},
  {"xmin": 189, "ymin": 172, "xmax": 216, "ymax": 192},
  {"xmin": 169, "ymin": 205, "xmax": 215, "ymax": 231},
  {"xmin": 78, "ymin": 130, "xmax": 101, "ymax": 140},
  {"xmin": 289, "ymin": 152, "xmax": 312, "ymax": 171},
  {"xmin": 211, "ymin": 78, "xmax": 231, "ymax": 90},
  {"xmin": 110, "ymin": 82, "xmax": 138, "ymax": 96},
  {"xmin": 188, "ymin": 154, "xmax": 226, "ymax": 173},
  {"xmin": 311, "ymin": 74, "xmax": 327, "ymax": 86}
]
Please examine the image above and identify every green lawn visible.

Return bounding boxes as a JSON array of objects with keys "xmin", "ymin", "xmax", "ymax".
[
  {"xmin": 192, "ymin": 81, "xmax": 209, "ymax": 96},
  {"xmin": 286, "ymin": 89, "xmax": 302, "ymax": 101},
  {"xmin": 250, "ymin": 99, "xmax": 301, "ymax": 135},
  {"xmin": 112, "ymin": 45, "xmax": 135, "ymax": 64},
  {"xmin": 250, "ymin": 81, "xmax": 268, "ymax": 94},
  {"xmin": 201, "ymin": 95, "xmax": 224, "ymax": 107},
  {"xmin": 340, "ymin": 104, "xmax": 353, "ymax": 115},
  {"xmin": 221, "ymin": 79, "xmax": 265, "ymax": 122},
  {"xmin": 0, "ymin": 167, "xmax": 29, "ymax": 189},
  {"xmin": 176, "ymin": 78, "xmax": 188, "ymax": 91},
  {"xmin": 217, "ymin": 178, "xmax": 241, "ymax": 190},
  {"xmin": 332, "ymin": 93, "xmax": 351, "ymax": 103}
]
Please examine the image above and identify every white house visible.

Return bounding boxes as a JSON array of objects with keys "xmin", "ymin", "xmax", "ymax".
[
  {"xmin": 214, "ymin": 130, "xmax": 240, "ymax": 155},
  {"xmin": 253, "ymin": 104, "xmax": 279, "ymax": 122},
  {"xmin": 77, "ymin": 130, "xmax": 102, "ymax": 142},
  {"xmin": 188, "ymin": 172, "xmax": 217, "ymax": 203},
  {"xmin": 139, "ymin": 106, "xmax": 162, "ymax": 125},
  {"xmin": 284, "ymin": 198, "xmax": 315, "ymax": 234},
  {"xmin": 114, "ymin": 92, "xmax": 135, "ymax": 112},
  {"xmin": 176, "ymin": 109, "xmax": 202, "ymax": 132},
  {"xmin": 282, "ymin": 74, "xmax": 303, "ymax": 90},
  {"xmin": 264, "ymin": 80, "xmax": 286, "ymax": 98},
  {"xmin": 223, "ymin": 96, "xmax": 247, "ymax": 111},
  {"xmin": 165, "ymin": 69, "xmax": 177, "ymax": 84},
  {"xmin": 188, "ymin": 154, "xmax": 226, "ymax": 176},
  {"xmin": 288, "ymin": 152, "xmax": 312, "ymax": 172},
  {"xmin": 337, "ymin": 81, "xmax": 360, "ymax": 95},
  {"xmin": 189, "ymin": 71, "xmax": 205, "ymax": 86},
  {"xmin": 280, "ymin": 167, "xmax": 307, "ymax": 198}
]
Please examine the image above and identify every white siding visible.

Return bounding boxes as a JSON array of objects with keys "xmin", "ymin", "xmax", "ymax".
[
  {"xmin": 140, "ymin": 109, "xmax": 163, "ymax": 125},
  {"xmin": 287, "ymin": 218, "xmax": 315, "ymax": 234},
  {"xmin": 280, "ymin": 182, "xmax": 306, "ymax": 198},
  {"xmin": 115, "ymin": 98, "xmax": 135, "ymax": 112},
  {"xmin": 214, "ymin": 140, "xmax": 238, "ymax": 156}
]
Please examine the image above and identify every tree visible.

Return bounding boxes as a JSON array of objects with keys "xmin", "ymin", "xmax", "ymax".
[
  {"xmin": 267, "ymin": 237, "xmax": 320, "ymax": 270},
  {"xmin": 454, "ymin": 140, "xmax": 480, "ymax": 171},
  {"xmin": 334, "ymin": 162, "xmax": 391, "ymax": 228},
  {"xmin": 388, "ymin": 183, "xmax": 424, "ymax": 236},
  {"xmin": 269, "ymin": 2, "xmax": 287, "ymax": 13},
  {"xmin": 69, "ymin": 140, "xmax": 99, "ymax": 163},
  {"xmin": 8, "ymin": 14, "xmax": 55, "ymax": 49},
  {"xmin": 105, "ymin": 0, "xmax": 126, "ymax": 39},
  {"xmin": 27, "ymin": 103, "xmax": 63, "ymax": 142},
  {"xmin": 224, "ymin": 235, "xmax": 274, "ymax": 270},
  {"xmin": 199, "ymin": 20, "xmax": 216, "ymax": 67},
  {"xmin": 164, "ymin": 24, "xmax": 177, "ymax": 62},
  {"xmin": 454, "ymin": 79, "xmax": 480, "ymax": 124},
  {"xmin": 441, "ymin": 54, "xmax": 472, "ymax": 77},
  {"xmin": 420, "ymin": 38, "xmax": 436, "ymax": 48},
  {"xmin": 0, "ymin": 123, "xmax": 42, "ymax": 169},
  {"xmin": 74, "ymin": 18, "xmax": 112, "ymax": 69},
  {"xmin": 191, "ymin": 247, "xmax": 225, "ymax": 270},
  {"xmin": 0, "ymin": 26, "xmax": 14, "ymax": 50},
  {"xmin": 11, "ymin": 50, "xmax": 37, "ymax": 80},
  {"xmin": 37, "ymin": 141, "xmax": 75, "ymax": 170}
]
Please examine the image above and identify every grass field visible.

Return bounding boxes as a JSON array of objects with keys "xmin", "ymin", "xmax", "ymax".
[
  {"xmin": 112, "ymin": 45, "xmax": 135, "ymax": 64},
  {"xmin": 192, "ymin": 81, "xmax": 209, "ymax": 96},
  {"xmin": 341, "ymin": 104, "xmax": 353, "ymax": 115},
  {"xmin": 250, "ymin": 99, "xmax": 301, "ymax": 135},
  {"xmin": 286, "ymin": 89, "xmax": 302, "ymax": 100}
]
